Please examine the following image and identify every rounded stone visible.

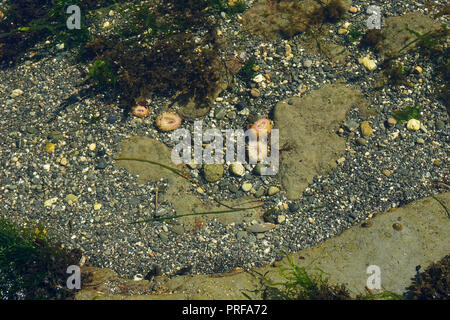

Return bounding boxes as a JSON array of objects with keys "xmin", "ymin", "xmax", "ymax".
[
  {"xmin": 267, "ymin": 186, "xmax": 280, "ymax": 196},
  {"xmin": 230, "ymin": 162, "xmax": 245, "ymax": 177},
  {"xmin": 387, "ymin": 117, "xmax": 397, "ymax": 127},
  {"xmin": 203, "ymin": 164, "xmax": 224, "ymax": 182},
  {"xmin": 241, "ymin": 182, "xmax": 253, "ymax": 192},
  {"xmin": 407, "ymin": 119, "xmax": 421, "ymax": 131},
  {"xmin": 360, "ymin": 121, "xmax": 373, "ymax": 137}
]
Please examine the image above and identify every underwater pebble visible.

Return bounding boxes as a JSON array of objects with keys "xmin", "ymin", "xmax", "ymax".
[
  {"xmin": 407, "ymin": 119, "xmax": 421, "ymax": 131},
  {"xmin": 242, "ymin": 182, "xmax": 253, "ymax": 192},
  {"xmin": 230, "ymin": 162, "xmax": 245, "ymax": 177}
]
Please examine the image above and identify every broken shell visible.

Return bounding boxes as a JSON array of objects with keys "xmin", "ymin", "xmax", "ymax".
[{"xmin": 155, "ymin": 112, "xmax": 182, "ymax": 131}]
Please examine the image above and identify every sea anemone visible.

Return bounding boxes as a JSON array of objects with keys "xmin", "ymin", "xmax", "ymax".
[
  {"xmin": 131, "ymin": 105, "xmax": 150, "ymax": 118},
  {"xmin": 155, "ymin": 112, "xmax": 182, "ymax": 131},
  {"xmin": 250, "ymin": 118, "xmax": 272, "ymax": 138}
]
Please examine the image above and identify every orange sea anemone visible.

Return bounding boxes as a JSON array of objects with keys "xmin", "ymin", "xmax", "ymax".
[
  {"xmin": 250, "ymin": 118, "xmax": 272, "ymax": 138},
  {"xmin": 131, "ymin": 105, "xmax": 150, "ymax": 118}
]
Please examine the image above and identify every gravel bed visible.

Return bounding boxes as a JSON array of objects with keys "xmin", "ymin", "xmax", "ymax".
[{"xmin": 0, "ymin": 0, "xmax": 448, "ymax": 281}]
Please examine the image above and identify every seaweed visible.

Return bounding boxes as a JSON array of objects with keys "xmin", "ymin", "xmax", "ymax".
[
  {"xmin": 405, "ymin": 256, "xmax": 449, "ymax": 300},
  {"xmin": 392, "ymin": 105, "xmax": 422, "ymax": 122},
  {"xmin": 238, "ymin": 56, "xmax": 257, "ymax": 82},
  {"xmin": 360, "ymin": 29, "xmax": 385, "ymax": 52}
]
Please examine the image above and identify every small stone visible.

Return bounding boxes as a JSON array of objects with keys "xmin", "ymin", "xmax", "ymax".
[
  {"xmin": 44, "ymin": 197, "xmax": 58, "ymax": 207},
  {"xmin": 203, "ymin": 164, "xmax": 224, "ymax": 182},
  {"xmin": 214, "ymin": 108, "xmax": 226, "ymax": 120},
  {"xmin": 65, "ymin": 194, "xmax": 78, "ymax": 203},
  {"xmin": 358, "ymin": 56, "xmax": 377, "ymax": 71},
  {"xmin": 406, "ymin": 119, "xmax": 421, "ymax": 131},
  {"xmin": 93, "ymin": 203, "xmax": 102, "ymax": 210},
  {"xmin": 45, "ymin": 143, "xmax": 55, "ymax": 153},
  {"xmin": 304, "ymin": 59, "xmax": 313, "ymax": 68},
  {"xmin": 382, "ymin": 169, "xmax": 392, "ymax": 176},
  {"xmin": 356, "ymin": 138, "xmax": 368, "ymax": 146},
  {"xmin": 349, "ymin": 7, "xmax": 358, "ymax": 13},
  {"xmin": 196, "ymin": 187, "xmax": 205, "ymax": 194},
  {"xmin": 246, "ymin": 222, "xmax": 275, "ymax": 233},
  {"xmin": 338, "ymin": 28, "xmax": 348, "ymax": 35},
  {"xmin": 59, "ymin": 157, "xmax": 68, "ymax": 166},
  {"xmin": 392, "ymin": 223, "xmax": 403, "ymax": 231},
  {"xmin": 277, "ymin": 215, "xmax": 286, "ymax": 224},
  {"xmin": 435, "ymin": 120, "xmax": 445, "ymax": 130},
  {"xmin": 88, "ymin": 143, "xmax": 96, "ymax": 151},
  {"xmin": 133, "ymin": 274, "xmax": 144, "ymax": 281},
  {"xmin": 387, "ymin": 117, "xmax": 397, "ymax": 127},
  {"xmin": 360, "ymin": 121, "xmax": 373, "ymax": 137},
  {"xmin": 337, "ymin": 157, "xmax": 346, "ymax": 164},
  {"xmin": 255, "ymin": 187, "xmax": 265, "ymax": 198},
  {"xmin": 414, "ymin": 66, "xmax": 423, "ymax": 73},
  {"xmin": 230, "ymin": 162, "xmax": 245, "ymax": 176},
  {"xmin": 433, "ymin": 159, "xmax": 442, "ymax": 166},
  {"xmin": 288, "ymin": 202, "xmax": 299, "ymax": 213},
  {"xmin": 308, "ymin": 217, "xmax": 315, "ymax": 223},
  {"xmin": 241, "ymin": 182, "xmax": 252, "ymax": 192},
  {"xmin": 267, "ymin": 186, "xmax": 280, "ymax": 196},
  {"xmin": 252, "ymin": 74, "xmax": 265, "ymax": 83},
  {"xmin": 103, "ymin": 21, "xmax": 111, "ymax": 29},
  {"xmin": 416, "ymin": 138, "xmax": 425, "ymax": 145},
  {"xmin": 170, "ymin": 224, "xmax": 185, "ymax": 235},
  {"xmin": 107, "ymin": 115, "xmax": 119, "ymax": 124},
  {"xmin": 11, "ymin": 89, "xmax": 24, "ymax": 98},
  {"xmin": 250, "ymin": 88, "xmax": 260, "ymax": 97},
  {"xmin": 56, "ymin": 43, "xmax": 64, "ymax": 50}
]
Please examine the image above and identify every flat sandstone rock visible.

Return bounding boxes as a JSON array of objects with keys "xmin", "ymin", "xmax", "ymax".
[{"xmin": 274, "ymin": 84, "xmax": 370, "ymax": 200}]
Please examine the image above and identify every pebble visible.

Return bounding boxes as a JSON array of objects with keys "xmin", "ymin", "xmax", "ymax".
[
  {"xmin": 349, "ymin": 6, "xmax": 358, "ymax": 13},
  {"xmin": 11, "ymin": 89, "xmax": 24, "ymax": 98},
  {"xmin": 406, "ymin": 119, "xmax": 421, "ymax": 131},
  {"xmin": 433, "ymin": 159, "xmax": 442, "ymax": 166},
  {"xmin": 246, "ymin": 222, "xmax": 275, "ymax": 233},
  {"xmin": 241, "ymin": 182, "xmax": 252, "ymax": 192},
  {"xmin": 93, "ymin": 203, "xmax": 102, "ymax": 210},
  {"xmin": 252, "ymin": 74, "xmax": 265, "ymax": 83},
  {"xmin": 356, "ymin": 137, "xmax": 368, "ymax": 146},
  {"xmin": 416, "ymin": 138, "xmax": 425, "ymax": 145},
  {"xmin": 230, "ymin": 162, "xmax": 245, "ymax": 177},
  {"xmin": 288, "ymin": 202, "xmax": 299, "ymax": 213},
  {"xmin": 338, "ymin": 28, "xmax": 348, "ymax": 35},
  {"xmin": 382, "ymin": 169, "xmax": 392, "ymax": 177},
  {"xmin": 44, "ymin": 197, "xmax": 58, "ymax": 207},
  {"xmin": 304, "ymin": 59, "xmax": 313, "ymax": 68},
  {"xmin": 387, "ymin": 117, "xmax": 397, "ymax": 127},
  {"xmin": 360, "ymin": 121, "xmax": 373, "ymax": 137},
  {"xmin": 267, "ymin": 186, "xmax": 280, "ymax": 196},
  {"xmin": 65, "ymin": 194, "xmax": 78, "ymax": 203},
  {"xmin": 358, "ymin": 56, "xmax": 377, "ymax": 71},
  {"xmin": 106, "ymin": 115, "xmax": 119, "ymax": 124},
  {"xmin": 392, "ymin": 223, "xmax": 403, "ymax": 231},
  {"xmin": 277, "ymin": 215, "xmax": 286, "ymax": 224},
  {"xmin": 45, "ymin": 142, "xmax": 55, "ymax": 153},
  {"xmin": 250, "ymin": 88, "xmax": 260, "ymax": 97},
  {"xmin": 255, "ymin": 187, "xmax": 265, "ymax": 198},
  {"xmin": 203, "ymin": 164, "xmax": 224, "ymax": 182},
  {"xmin": 414, "ymin": 66, "xmax": 423, "ymax": 73},
  {"xmin": 88, "ymin": 143, "xmax": 96, "ymax": 151}
]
